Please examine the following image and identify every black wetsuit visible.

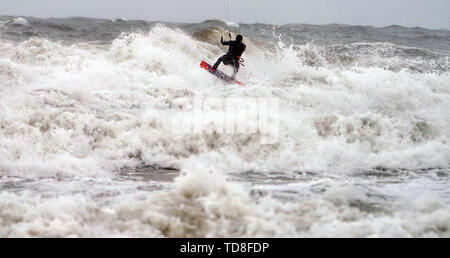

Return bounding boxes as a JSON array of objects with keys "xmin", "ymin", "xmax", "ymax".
[{"xmin": 213, "ymin": 39, "xmax": 246, "ymax": 79}]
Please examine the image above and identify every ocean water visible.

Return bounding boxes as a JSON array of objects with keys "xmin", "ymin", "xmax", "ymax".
[{"xmin": 0, "ymin": 16, "xmax": 450, "ymax": 237}]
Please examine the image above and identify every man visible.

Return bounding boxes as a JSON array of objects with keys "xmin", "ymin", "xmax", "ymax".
[{"xmin": 212, "ymin": 34, "xmax": 246, "ymax": 80}]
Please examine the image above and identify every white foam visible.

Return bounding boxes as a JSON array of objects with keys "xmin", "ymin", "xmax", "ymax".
[
  {"xmin": 1, "ymin": 171, "xmax": 449, "ymax": 237},
  {"xmin": 0, "ymin": 26, "xmax": 449, "ymax": 179},
  {"xmin": 224, "ymin": 20, "xmax": 239, "ymax": 27},
  {"xmin": 0, "ymin": 26, "xmax": 449, "ymax": 237},
  {"xmin": 13, "ymin": 17, "xmax": 29, "ymax": 26}
]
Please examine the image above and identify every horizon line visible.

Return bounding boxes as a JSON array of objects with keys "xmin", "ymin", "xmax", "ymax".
[{"xmin": 1, "ymin": 14, "xmax": 449, "ymax": 31}]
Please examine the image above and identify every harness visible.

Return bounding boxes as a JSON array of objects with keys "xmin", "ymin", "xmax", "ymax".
[{"xmin": 237, "ymin": 56, "xmax": 245, "ymax": 66}]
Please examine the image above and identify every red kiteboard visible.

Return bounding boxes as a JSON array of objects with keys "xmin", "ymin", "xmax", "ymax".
[{"xmin": 200, "ymin": 61, "xmax": 244, "ymax": 86}]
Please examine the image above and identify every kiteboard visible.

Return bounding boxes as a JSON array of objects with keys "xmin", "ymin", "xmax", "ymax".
[{"xmin": 200, "ymin": 61, "xmax": 244, "ymax": 86}]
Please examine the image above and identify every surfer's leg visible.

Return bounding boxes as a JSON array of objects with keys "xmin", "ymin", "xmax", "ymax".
[
  {"xmin": 231, "ymin": 61, "xmax": 240, "ymax": 80},
  {"xmin": 213, "ymin": 55, "xmax": 225, "ymax": 71}
]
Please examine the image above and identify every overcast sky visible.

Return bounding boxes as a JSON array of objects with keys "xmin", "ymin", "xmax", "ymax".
[{"xmin": 0, "ymin": 0, "xmax": 449, "ymax": 29}]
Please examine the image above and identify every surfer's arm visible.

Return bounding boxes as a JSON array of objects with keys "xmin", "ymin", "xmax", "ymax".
[{"xmin": 221, "ymin": 37, "xmax": 232, "ymax": 45}]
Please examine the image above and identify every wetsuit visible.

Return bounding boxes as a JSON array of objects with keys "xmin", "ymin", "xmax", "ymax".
[{"xmin": 213, "ymin": 37, "xmax": 246, "ymax": 79}]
